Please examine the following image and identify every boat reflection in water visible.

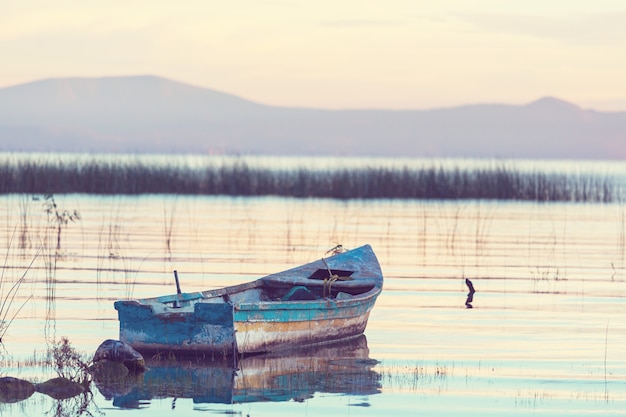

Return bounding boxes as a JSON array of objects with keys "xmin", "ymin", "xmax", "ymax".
[{"xmin": 95, "ymin": 335, "xmax": 380, "ymax": 408}]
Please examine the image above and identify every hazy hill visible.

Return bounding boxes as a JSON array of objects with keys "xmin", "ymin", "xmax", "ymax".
[{"xmin": 0, "ymin": 75, "xmax": 625, "ymax": 159}]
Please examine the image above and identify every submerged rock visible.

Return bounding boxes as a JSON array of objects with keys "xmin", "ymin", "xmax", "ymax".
[
  {"xmin": 93, "ymin": 339, "xmax": 145, "ymax": 372},
  {"xmin": 92, "ymin": 360, "xmax": 129, "ymax": 379},
  {"xmin": 0, "ymin": 377, "xmax": 35, "ymax": 403},
  {"xmin": 92, "ymin": 361, "xmax": 144, "ymax": 399},
  {"xmin": 35, "ymin": 377, "xmax": 85, "ymax": 400}
]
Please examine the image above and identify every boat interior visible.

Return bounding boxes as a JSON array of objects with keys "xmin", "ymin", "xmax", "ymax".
[{"xmin": 146, "ymin": 267, "xmax": 379, "ymax": 314}]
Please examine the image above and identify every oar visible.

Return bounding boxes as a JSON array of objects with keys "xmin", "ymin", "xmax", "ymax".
[
  {"xmin": 174, "ymin": 270, "xmax": 182, "ymax": 295},
  {"xmin": 174, "ymin": 270, "xmax": 182, "ymax": 307}
]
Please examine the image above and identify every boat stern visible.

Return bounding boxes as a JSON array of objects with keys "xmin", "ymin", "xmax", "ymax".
[{"xmin": 114, "ymin": 300, "xmax": 237, "ymax": 356}]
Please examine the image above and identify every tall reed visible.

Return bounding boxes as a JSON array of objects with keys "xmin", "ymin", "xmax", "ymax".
[
  {"xmin": 0, "ymin": 230, "xmax": 37, "ymax": 343},
  {"xmin": 0, "ymin": 155, "xmax": 621, "ymax": 202}
]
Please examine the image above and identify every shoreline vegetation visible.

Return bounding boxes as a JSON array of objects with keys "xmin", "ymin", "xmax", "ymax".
[{"xmin": 0, "ymin": 154, "xmax": 622, "ymax": 202}]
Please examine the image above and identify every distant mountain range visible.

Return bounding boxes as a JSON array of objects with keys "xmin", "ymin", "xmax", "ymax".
[{"xmin": 1, "ymin": 75, "xmax": 625, "ymax": 159}]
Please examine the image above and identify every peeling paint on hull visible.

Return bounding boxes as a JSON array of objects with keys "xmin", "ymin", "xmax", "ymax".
[
  {"xmin": 235, "ymin": 312, "xmax": 372, "ymax": 353},
  {"xmin": 115, "ymin": 244, "xmax": 383, "ymax": 355}
]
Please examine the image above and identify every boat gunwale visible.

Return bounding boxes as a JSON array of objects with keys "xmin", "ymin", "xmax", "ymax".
[{"xmin": 123, "ymin": 281, "xmax": 380, "ymax": 313}]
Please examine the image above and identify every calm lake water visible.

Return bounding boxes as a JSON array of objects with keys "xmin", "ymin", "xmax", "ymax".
[{"xmin": 1, "ymin": 189, "xmax": 626, "ymax": 415}]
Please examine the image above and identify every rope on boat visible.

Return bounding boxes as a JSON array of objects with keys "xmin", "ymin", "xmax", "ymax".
[
  {"xmin": 321, "ymin": 252, "xmax": 353, "ymax": 298},
  {"xmin": 321, "ymin": 257, "xmax": 336, "ymax": 297}
]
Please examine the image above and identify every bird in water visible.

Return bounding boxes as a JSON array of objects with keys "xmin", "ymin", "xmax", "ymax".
[{"xmin": 465, "ymin": 278, "xmax": 476, "ymax": 308}]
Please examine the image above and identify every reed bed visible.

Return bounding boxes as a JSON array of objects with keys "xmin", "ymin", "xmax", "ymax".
[{"xmin": 0, "ymin": 154, "xmax": 620, "ymax": 202}]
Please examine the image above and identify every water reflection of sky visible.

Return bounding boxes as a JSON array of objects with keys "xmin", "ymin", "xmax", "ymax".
[{"xmin": 0, "ymin": 179, "xmax": 625, "ymax": 415}]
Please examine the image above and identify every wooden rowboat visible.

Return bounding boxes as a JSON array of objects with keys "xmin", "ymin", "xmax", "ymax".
[{"xmin": 114, "ymin": 244, "xmax": 383, "ymax": 356}]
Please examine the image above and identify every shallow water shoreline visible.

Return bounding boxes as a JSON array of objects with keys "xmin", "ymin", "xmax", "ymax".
[{"xmin": 1, "ymin": 192, "xmax": 625, "ymax": 415}]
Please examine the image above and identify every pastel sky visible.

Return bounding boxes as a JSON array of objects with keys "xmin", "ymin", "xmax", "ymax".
[{"xmin": 1, "ymin": 0, "xmax": 625, "ymax": 110}]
